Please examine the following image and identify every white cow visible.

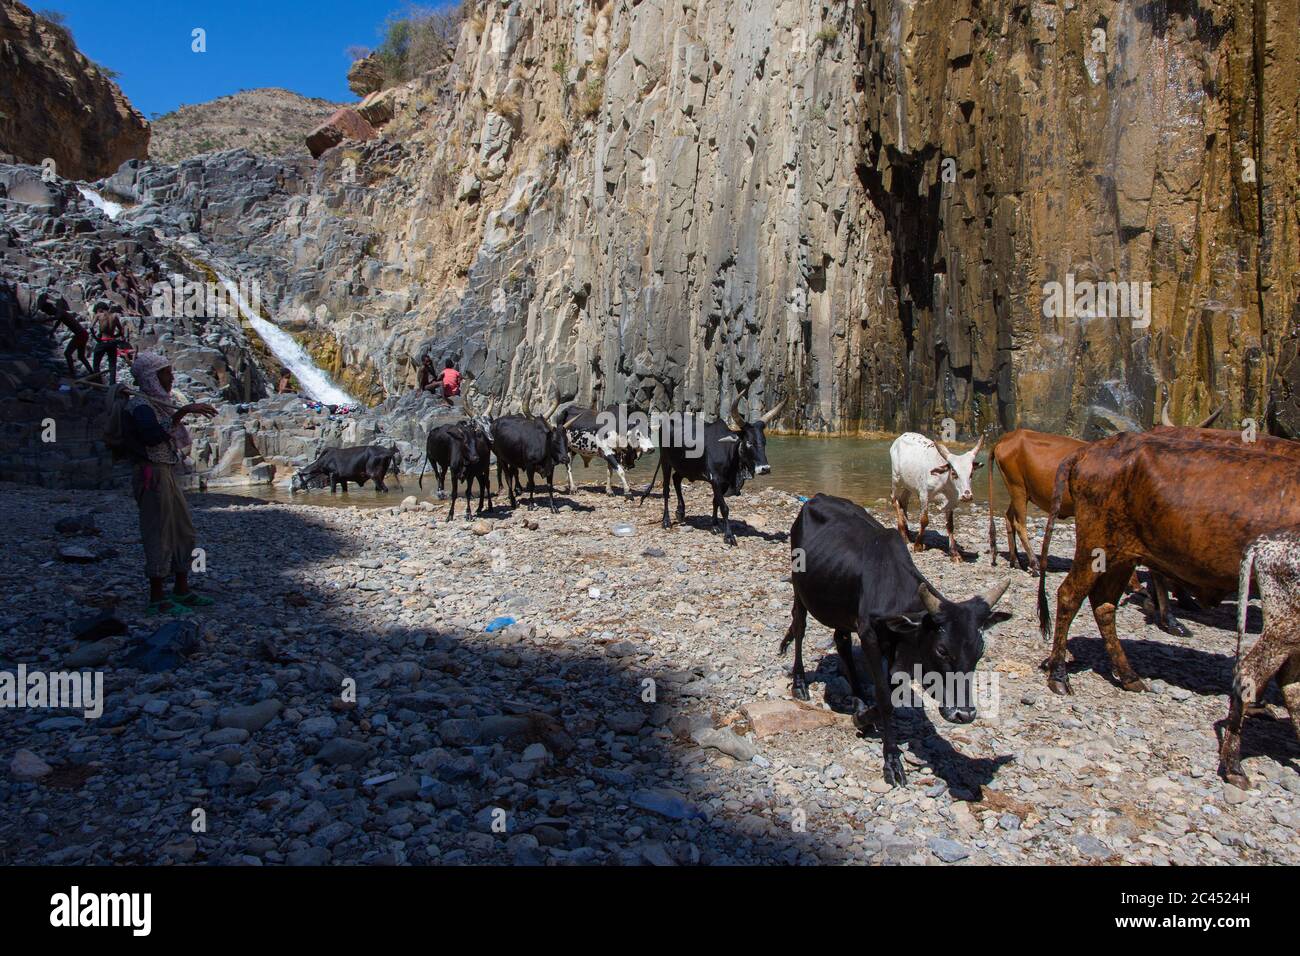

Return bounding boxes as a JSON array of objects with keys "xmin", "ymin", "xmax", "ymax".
[{"xmin": 889, "ymin": 432, "xmax": 985, "ymax": 561}]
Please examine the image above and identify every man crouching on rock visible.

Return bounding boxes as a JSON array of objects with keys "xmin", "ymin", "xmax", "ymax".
[{"xmin": 127, "ymin": 351, "xmax": 217, "ymax": 616}]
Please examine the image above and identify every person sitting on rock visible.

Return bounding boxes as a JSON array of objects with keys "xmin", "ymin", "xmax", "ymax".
[
  {"xmin": 125, "ymin": 351, "xmax": 217, "ymax": 616},
  {"xmin": 438, "ymin": 359, "xmax": 461, "ymax": 407},
  {"xmin": 36, "ymin": 290, "xmax": 92, "ymax": 376},
  {"xmin": 277, "ymin": 365, "xmax": 293, "ymax": 393},
  {"xmin": 417, "ymin": 354, "xmax": 438, "ymax": 394}
]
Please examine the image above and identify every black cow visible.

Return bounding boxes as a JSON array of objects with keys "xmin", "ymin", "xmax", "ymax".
[
  {"xmin": 291, "ymin": 444, "xmax": 400, "ymax": 494},
  {"xmin": 418, "ymin": 422, "xmax": 488, "ymax": 520},
  {"xmin": 783, "ymin": 494, "xmax": 1011, "ymax": 786},
  {"xmin": 640, "ymin": 401, "xmax": 784, "ymax": 545},
  {"xmin": 492, "ymin": 412, "xmax": 570, "ymax": 513},
  {"xmin": 459, "ymin": 420, "xmax": 494, "ymax": 517}
]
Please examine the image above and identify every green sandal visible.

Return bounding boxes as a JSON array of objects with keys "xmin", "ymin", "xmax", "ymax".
[
  {"xmin": 145, "ymin": 599, "xmax": 193, "ymax": 617},
  {"xmin": 172, "ymin": 591, "xmax": 215, "ymax": 608}
]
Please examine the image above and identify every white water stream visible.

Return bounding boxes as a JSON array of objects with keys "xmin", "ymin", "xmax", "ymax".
[
  {"xmin": 77, "ymin": 185, "xmax": 356, "ymax": 406},
  {"xmin": 216, "ymin": 274, "xmax": 355, "ymax": 407},
  {"xmin": 76, "ymin": 184, "xmax": 123, "ymax": 219}
]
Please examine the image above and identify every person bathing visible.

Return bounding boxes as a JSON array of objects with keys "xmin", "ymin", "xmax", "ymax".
[{"xmin": 126, "ymin": 351, "xmax": 217, "ymax": 616}]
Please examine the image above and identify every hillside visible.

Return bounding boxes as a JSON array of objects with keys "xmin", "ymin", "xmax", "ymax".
[
  {"xmin": 149, "ymin": 88, "xmax": 344, "ymax": 163},
  {"xmin": 0, "ymin": 0, "xmax": 149, "ymax": 179}
]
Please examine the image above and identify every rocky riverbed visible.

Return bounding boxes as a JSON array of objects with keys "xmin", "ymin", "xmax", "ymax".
[{"xmin": 2, "ymin": 479, "xmax": 1297, "ymax": 865}]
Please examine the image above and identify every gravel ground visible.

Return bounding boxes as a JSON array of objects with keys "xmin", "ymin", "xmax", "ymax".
[{"xmin": 2, "ymin": 478, "xmax": 1297, "ymax": 865}]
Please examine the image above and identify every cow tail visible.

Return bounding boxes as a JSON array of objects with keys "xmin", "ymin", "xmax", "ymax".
[
  {"xmin": 1236, "ymin": 541, "xmax": 1256, "ymax": 661},
  {"xmin": 1036, "ymin": 452, "xmax": 1074, "ymax": 641},
  {"xmin": 637, "ymin": 458, "xmax": 663, "ymax": 507},
  {"xmin": 417, "ymin": 451, "xmax": 427, "ymax": 489},
  {"xmin": 987, "ymin": 448, "xmax": 997, "ymax": 567}
]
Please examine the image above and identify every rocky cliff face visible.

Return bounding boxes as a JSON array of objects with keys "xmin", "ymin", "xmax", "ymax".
[
  {"xmin": 0, "ymin": 0, "xmax": 150, "ymax": 181},
  {"xmin": 115, "ymin": 0, "xmax": 1300, "ymax": 437}
]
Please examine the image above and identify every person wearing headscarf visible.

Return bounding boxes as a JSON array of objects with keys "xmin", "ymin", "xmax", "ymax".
[{"xmin": 127, "ymin": 351, "xmax": 217, "ymax": 616}]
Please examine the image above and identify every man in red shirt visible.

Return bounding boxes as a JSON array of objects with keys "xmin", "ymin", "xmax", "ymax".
[{"xmin": 439, "ymin": 359, "xmax": 461, "ymax": 407}]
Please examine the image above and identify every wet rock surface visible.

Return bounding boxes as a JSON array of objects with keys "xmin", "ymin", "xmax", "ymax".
[{"xmin": 1, "ymin": 480, "xmax": 1296, "ymax": 865}]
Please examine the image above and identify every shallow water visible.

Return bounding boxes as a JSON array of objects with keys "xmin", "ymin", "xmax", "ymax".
[{"xmin": 206, "ymin": 435, "xmax": 1012, "ymax": 514}]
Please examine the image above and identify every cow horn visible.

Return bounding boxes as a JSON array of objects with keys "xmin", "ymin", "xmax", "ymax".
[
  {"xmin": 760, "ymin": 397, "xmax": 787, "ymax": 425},
  {"xmin": 1160, "ymin": 396, "xmax": 1173, "ymax": 427},
  {"xmin": 522, "ymin": 394, "xmax": 532, "ymax": 416},
  {"xmin": 1196, "ymin": 404, "xmax": 1224, "ymax": 429},
  {"xmin": 917, "ymin": 582, "xmax": 943, "ymax": 617},
  {"xmin": 934, "ymin": 443, "xmax": 952, "ymax": 462},
  {"xmin": 728, "ymin": 406, "xmax": 745, "ymax": 431},
  {"xmin": 543, "ymin": 397, "xmax": 560, "ymax": 423},
  {"xmin": 976, "ymin": 578, "xmax": 1011, "ymax": 610},
  {"xmin": 462, "ymin": 391, "xmax": 477, "ymax": 417},
  {"xmin": 971, "ymin": 433, "xmax": 985, "ymax": 456}
]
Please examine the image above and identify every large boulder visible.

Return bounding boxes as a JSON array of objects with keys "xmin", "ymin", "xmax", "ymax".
[
  {"xmin": 305, "ymin": 108, "xmax": 377, "ymax": 160},
  {"xmin": 356, "ymin": 89, "xmax": 396, "ymax": 128},
  {"xmin": 347, "ymin": 54, "xmax": 384, "ymax": 97}
]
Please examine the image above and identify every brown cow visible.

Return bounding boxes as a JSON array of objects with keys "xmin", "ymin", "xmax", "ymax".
[
  {"xmin": 988, "ymin": 405, "xmax": 1224, "ymax": 573},
  {"xmin": 1035, "ymin": 432, "xmax": 1300, "ymax": 696},
  {"xmin": 1219, "ymin": 531, "xmax": 1300, "ymax": 788},
  {"xmin": 1135, "ymin": 426, "xmax": 1300, "ymax": 633},
  {"xmin": 992, "ymin": 421, "xmax": 1294, "ymax": 632},
  {"xmin": 987, "ymin": 429, "xmax": 1086, "ymax": 573}
]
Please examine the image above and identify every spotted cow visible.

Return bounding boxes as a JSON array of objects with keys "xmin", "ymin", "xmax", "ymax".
[
  {"xmin": 560, "ymin": 405, "xmax": 655, "ymax": 495},
  {"xmin": 1219, "ymin": 530, "xmax": 1300, "ymax": 788}
]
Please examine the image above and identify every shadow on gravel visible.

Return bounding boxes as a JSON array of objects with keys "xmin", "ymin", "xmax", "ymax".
[
  {"xmin": 794, "ymin": 647, "xmax": 1013, "ymax": 799},
  {"xmin": 5, "ymin": 498, "xmax": 842, "ymax": 865},
  {"xmin": 673, "ymin": 514, "xmax": 788, "ymax": 543}
]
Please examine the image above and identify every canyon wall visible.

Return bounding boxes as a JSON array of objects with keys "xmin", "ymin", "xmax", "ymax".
[
  {"xmin": 119, "ymin": 0, "xmax": 1299, "ymax": 437},
  {"xmin": 0, "ymin": 0, "xmax": 150, "ymax": 181}
]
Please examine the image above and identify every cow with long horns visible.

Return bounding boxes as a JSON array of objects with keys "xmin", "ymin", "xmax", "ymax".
[
  {"xmin": 492, "ymin": 397, "xmax": 571, "ymax": 513},
  {"xmin": 640, "ymin": 399, "xmax": 785, "ymax": 546}
]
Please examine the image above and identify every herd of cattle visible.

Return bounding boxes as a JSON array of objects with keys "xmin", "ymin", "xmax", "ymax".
[{"xmin": 286, "ymin": 398, "xmax": 1300, "ymax": 790}]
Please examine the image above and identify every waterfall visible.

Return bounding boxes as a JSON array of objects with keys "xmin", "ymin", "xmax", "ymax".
[
  {"xmin": 86, "ymin": 194, "xmax": 358, "ymax": 407},
  {"xmin": 215, "ymin": 273, "xmax": 356, "ymax": 407},
  {"xmin": 76, "ymin": 185, "xmax": 123, "ymax": 220}
]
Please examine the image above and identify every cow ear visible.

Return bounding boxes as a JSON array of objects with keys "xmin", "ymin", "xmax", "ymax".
[
  {"xmin": 881, "ymin": 614, "xmax": 924, "ymax": 636},
  {"xmin": 929, "ymin": 464, "xmax": 951, "ymax": 476},
  {"xmin": 971, "ymin": 459, "xmax": 984, "ymax": 470}
]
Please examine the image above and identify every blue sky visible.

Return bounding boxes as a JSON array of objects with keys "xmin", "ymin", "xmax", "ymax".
[{"xmin": 38, "ymin": 1, "xmax": 454, "ymax": 118}]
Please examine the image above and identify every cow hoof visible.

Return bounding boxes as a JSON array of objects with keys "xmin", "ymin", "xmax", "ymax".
[
  {"xmin": 1119, "ymin": 675, "xmax": 1148, "ymax": 693},
  {"xmin": 1158, "ymin": 619, "xmax": 1192, "ymax": 638},
  {"xmin": 912, "ymin": 541, "xmax": 925, "ymax": 553},
  {"xmin": 791, "ymin": 679, "xmax": 810, "ymax": 702},
  {"xmin": 949, "ymin": 552, "xmax": 962, "ymax": 564},
  {"xmin": 1221, "ymin": 768, "xmax": 1251, "ymax": 791},
  {"xmin": 662, "ymin": 519, "xmax": 672, "ymax": 530},
  {"xmin": 853, "ymin": 704, "xmax": 879, "ymax": 730},
  {"xmin": 724, "ymin": 535, "xmax": 737, "ymax": 546},
  {"xmin": 1046, "ymin": 666, "xmax": 1072, "ymax": 695},
  {"xmin": 883, "ymin": 755, "xmax": 907, "ymax": 788}
]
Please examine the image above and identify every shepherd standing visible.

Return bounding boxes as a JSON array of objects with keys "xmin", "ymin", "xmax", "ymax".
[{"xmin": 126, "ymin": 351, "xmax": 217, "ymax": 616}]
